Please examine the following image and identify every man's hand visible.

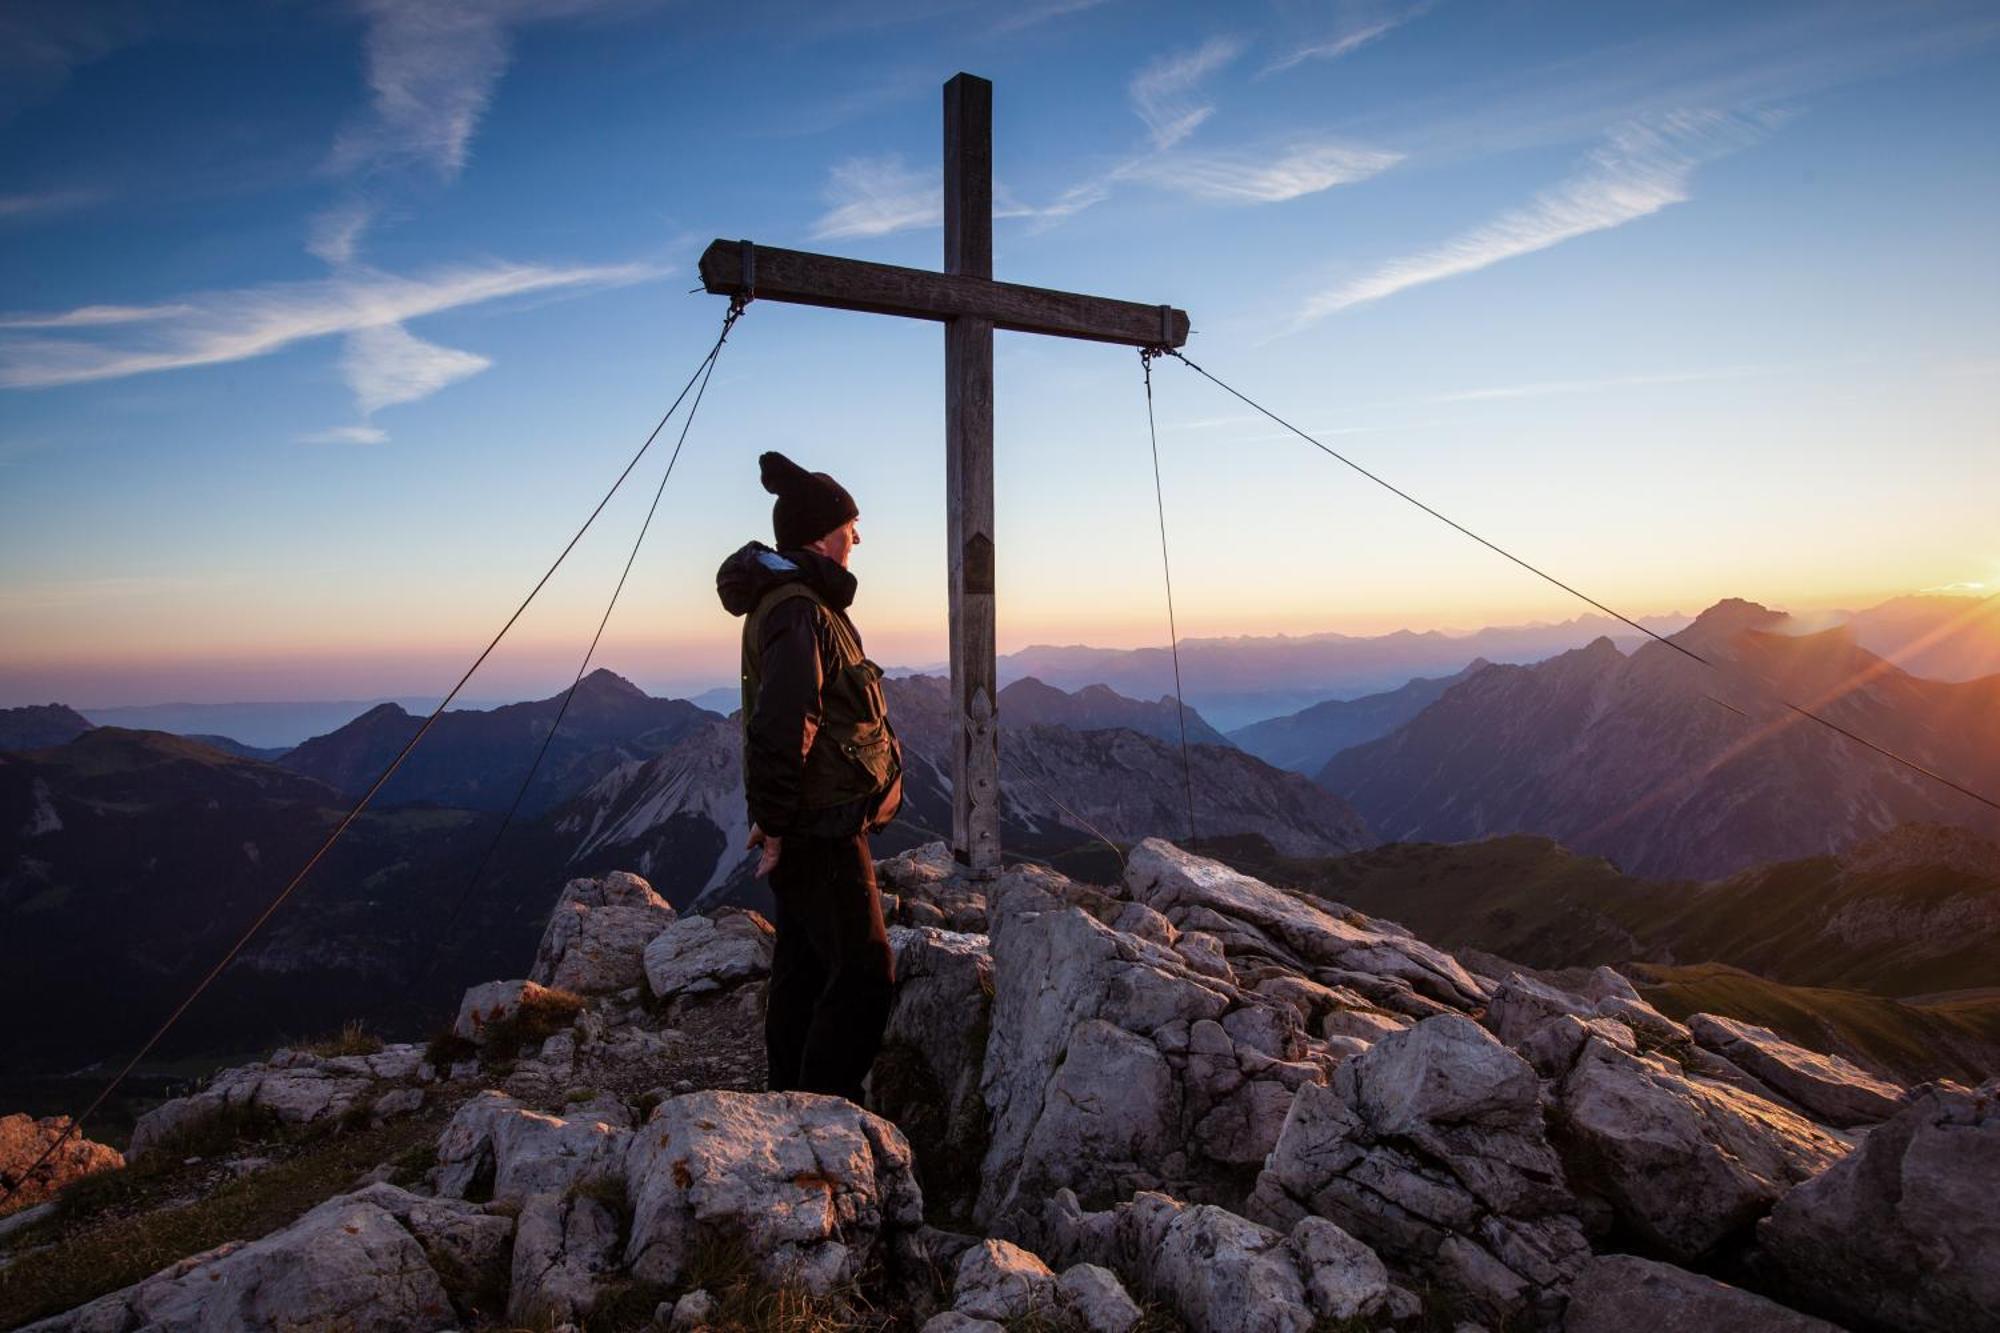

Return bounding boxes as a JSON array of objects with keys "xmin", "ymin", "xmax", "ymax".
[{"xmin": 748, "ymin": 823, "xmax": 782, "ymax": 878}]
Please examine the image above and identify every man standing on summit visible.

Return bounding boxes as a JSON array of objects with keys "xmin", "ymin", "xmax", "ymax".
[{"xmin": 716, "ymin": 452, "xmax": 904, "ymax": 1104}]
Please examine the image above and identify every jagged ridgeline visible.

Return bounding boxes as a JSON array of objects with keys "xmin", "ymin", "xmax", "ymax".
[{"xmin": 2, "ymin": 841, "xmax": 1991, "ymax": 1332}]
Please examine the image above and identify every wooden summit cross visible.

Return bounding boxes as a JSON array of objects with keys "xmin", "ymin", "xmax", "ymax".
[{"xmin": 701, "ymin": 72, "xmax": 1190, "ymax": 878}]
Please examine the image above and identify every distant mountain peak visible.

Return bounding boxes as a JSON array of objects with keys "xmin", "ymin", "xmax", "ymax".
[
  {"xmin": 1684, "ymin": 597, "xmax": 1789, "ymax": 638},
  {"xmin": 577, "ymin": 668, "xmax": 648, "ymax": 700}
]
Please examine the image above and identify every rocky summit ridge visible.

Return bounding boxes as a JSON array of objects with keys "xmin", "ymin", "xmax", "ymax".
[{"xmin": 7, "ymin": 843, "xmax": 1996, "ymax": 1333}]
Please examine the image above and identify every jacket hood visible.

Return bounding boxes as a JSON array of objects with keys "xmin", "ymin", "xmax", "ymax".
[{"xmin": 716, "ymin": 541, "xmax": 858, "ymax": 617}]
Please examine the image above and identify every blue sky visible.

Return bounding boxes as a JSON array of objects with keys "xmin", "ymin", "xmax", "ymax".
[{"xmin": 2, "ymin": 0, "xmax": 1996, "ymax": 706}]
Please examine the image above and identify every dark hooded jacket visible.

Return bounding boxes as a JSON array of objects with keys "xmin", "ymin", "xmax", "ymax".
[{"xmin": 716, "ymin": 541, "xmax": 901, "ymax": 838}]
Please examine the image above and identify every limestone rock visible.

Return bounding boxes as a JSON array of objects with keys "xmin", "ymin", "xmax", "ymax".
[
  {"xmin": 975, "ymin": 861, "xmax": 1320, "ymax": 1234},
  {"xmin": 1555, "ymin": 1037, "xmax": 1848, "ymax": 1261},
  {"xmin": 455, "ymin": 979, "xmax": 550, "ymax": 1043},
  {"xmin": 1046, "ymin": 1190, "xmax": 1317, "ymax": 1333},
  {"xmin": 622, "ymin": 1090, "xmax": 922, "ymax": 1295},
  {"xmin": 531, "ymin": 870, "xmax": 677, "ymax": 995},
  {"xmin": 1250, "ymin": 1014, "xmax": 1587, "ymax": 1328},
  {"xmin": 433, "ymin": 1090, "xmax": 631, "ymax": 1205},
  {"xmin": 953, "ymin": 1238, "xmax": 1058, "ymax": 1321},
  {"xmin": 1757, "ymin": 1080, "xmax": 2000, "ymax": 1333},
  {"xmin": 1289, "ymin": 1216, "xmax": 1390, "ymax": 1321},
  {"xmin": 1565, "ymin": 1254, "xmax": 1844, "ymax": 1333},
  {"xmin": 1688, "ymin": 1013, "xmax": 1904, "ymax": 1128},
  {"xmin": 1124, "ymin": 838, "xmax": 1487, "ymax": 1011},
  {"xmin": 642, "ymin": 909, "xmax": 774, "ymax": 1001},
  {"xmin": 508, "ymin": 1187, "xmax": 624, "ymax": 1323},
  {"xmin": 127, "ymin": 1046, "xmax": 416, "ymax": 1158},
  {"xmin": 1058, "ymin": 1263, "xmax": 1142, "ymax": 1333},
  {"xmin": 1482, "ymin": 973, "xmax": 1596, "ymax": 1047},
  {"xmin": 1482, "ymin": 971, "xmax": 1686, "ymax": 1055},
  {"xmin": 878, "ymin": 841, "xmax": 991, "ymax": 932},
  {"xmin": 668, "ymin": 1288, "xmax": 718, "ymax": 1329},
  {"xmin": 871, "ymin": 926, "xmax": 994, "ymax": 1222},
  {"xmin": 20, "ymin": 1185, "xmax": 502, "ymax": 1332},
  {"xmin": 0, "ymin": 1115, "xmax": 122, "ymax": 1211}
]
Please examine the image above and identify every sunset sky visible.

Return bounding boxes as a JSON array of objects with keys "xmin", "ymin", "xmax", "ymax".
[{"xmin": 2, "ymin": 0, "xmax": 1996, "ymax": 707}]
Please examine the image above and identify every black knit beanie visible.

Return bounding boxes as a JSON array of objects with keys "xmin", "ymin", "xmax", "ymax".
[{"xmin": 760, "ymin": 451, "xmax": 859, "ymax": 549}]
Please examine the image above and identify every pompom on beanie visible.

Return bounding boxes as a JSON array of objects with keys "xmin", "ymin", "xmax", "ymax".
[{"xmin": 760, "ymin": 451, "xmax": 859, "ymax": 550}]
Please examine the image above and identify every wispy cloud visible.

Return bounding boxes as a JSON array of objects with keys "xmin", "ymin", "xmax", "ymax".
[
  {"xmin": 298, "ymin": 425, "xmax": 390, "ymax": 445},
  {"xmin": 1127, "ymin": 138, "xmax": 1401, "ymax": 203},
  {"xmin": 810, "ymin": 155, "xmax": 940, "ymax": 240},
  {"xmin": 992, "ymin": 0, "xmax": 1114, "ymax": 35},
  {"xmin": 0, "ymin": 304, "xmax": 193, "ymax": 330},
  {"xmin": 1297, "ymin": 109, "xmax": 1780, "ymax": 324},
  {"xmin": 0, "ymin": 187, "xmax": 107, "ymax": 221},
  {"xmin": 341, "ymin": 322, "xmax": 491, "ymax": 414},
  {"xmin": 1129, "ymin": 36, "xmax": 1245, "ymax": 150},
  {"xmin": 0, "ymin": 259, "xmax": 658, "ymax": 391},
  {"xmin": 807, "ymin": 33, "xmax": 1393, "ymax": 238},
  {"xmin": 331, "ymin": 0, "xmax": 515, "ymax": 182},
  {"xmin": 1263, "ymin": 2, "xmax": 1431, "ymax": 76},
  {"xmin": 307, "ymin": 201, "xmax": 374, "ymax": 266}
]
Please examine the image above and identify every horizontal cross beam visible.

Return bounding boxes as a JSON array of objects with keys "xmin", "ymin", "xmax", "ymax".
[{"xmin": 700, "ymin": 239, "xmax": 1189, "ymax": 349}]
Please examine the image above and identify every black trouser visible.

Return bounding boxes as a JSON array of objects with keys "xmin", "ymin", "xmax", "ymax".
[{"xmin": 764, "ymin": 831, "xmax": 895, "ymax": 1104}]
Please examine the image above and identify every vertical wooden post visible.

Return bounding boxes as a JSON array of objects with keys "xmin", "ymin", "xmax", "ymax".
[{"xmin": 943, "ymin": 72, "xmax": 1000, "ymax": 877}]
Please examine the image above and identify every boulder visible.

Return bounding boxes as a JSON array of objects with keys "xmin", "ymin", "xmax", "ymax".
[
  {"xmin": 1124, "ymin": 838, "xmax": 1487, "ymax": 1011},
  {"xmin": 1290, "ymin": 1215, "xmax": 1391, "ymax": 1322},
  {"xmin": 1687, "ymin": 1013, "xmax": 1904, "ymax": 1128},
  {"xmin": 1483, "ymin": 973, "xmax": 1596, "ymax": 1047},
  {"xmin": 1564, "ymin": 1254, "xmax": 1844, "ymax": 1333},
  {"xmin": 1249, "ymin": 1014, "xmax": 1587, "ymax": 1328},
  {"xmin": 878, "ymin": 841, "xmax": 992, "ymax": 933},
  {"xmin": 642, "ymin": 909, "xmax": 775, "ymax": 1001},
  {"xmin": 870, "ymin": 926, "xmax": 994, "ymax": 1222},
  {"xmin": 622, "ymin": 1090, "xmax": 923, "ymax": 1295},
  {"xmin": 953, "ymin": 1238, "xmax": 1058, "ymax": 1321},
  {"xmin": 0, "ymin": 1115, "xmax": 122, "ymax": 1211},
  {"xmin": 19, "ymin": 1185, "xmax": 506, "ymax": 1332},
  {"xmin": 1554, "ymin": 1036, "xmax": 1848, "ymax": 1261},
  {"xmin": 433, "ymin": 1091, "xmax": 631, "ymax": 1205},
  {"xmin": 668, "ymin": 1288, "xmax": 718, "ymax": 1329},
  {"xmin": 531, "ymin": 870, "xmax": 677, "ymax": 995},
  {"xmin": 1482, "ymin": 971, "xmax": 1686, "ymax": 1054},
  {"xmin": 508, "ymin": 1186, "xmax": 624, "ymax": 1323},
  {"xmin": 1757, "ymin": 1080, "xmax": 2000, "ymax": 1333},
  {"xmin": 454, "ymin": 979, "xmax": 552, "ymax": 1043},
  {"xmin": 126, "ymin": 1047, "xmax": 411, "ymax": 1158},
  {"xmin": 974, "ymin": 863, "xmax": 1323, "ymax": 1235},
  {"xmin": 1058, "ymin": 1263, "xmax": 1143, "ymax": 1333},
  {"xmin": 1045, "ymin": 1190, "xmax": 1319, "ymax": 1333}
]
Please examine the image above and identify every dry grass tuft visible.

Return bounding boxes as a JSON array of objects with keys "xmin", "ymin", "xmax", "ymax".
[{"xmin": 298, "ymin": 1019, "xmax": 383, "ymax": 1058}]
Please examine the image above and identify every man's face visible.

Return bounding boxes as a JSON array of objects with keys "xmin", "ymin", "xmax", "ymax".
[{"xmin": 811, "ymin": 518, "xmax": 861, "ymax": 568}]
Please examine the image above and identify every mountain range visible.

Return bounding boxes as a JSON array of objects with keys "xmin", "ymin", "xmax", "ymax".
[
  {"xmin": 1320, "ymin": 598, "xmax": 2000, "ymax": 879},
  {"xmin": 1227, "ymin": 659, "xmax": 1488, "ymax": 774},
  {"xmin": 276, "ymin": 670, "xmax": 716, "ymax": 816},
  {"xmin": 0, "ymin": 673, "xmax": 1367, "ymax": 1095},
  {"xmin": 992, "ymin": 612, "xmax": 1692, "ymax": 729},
  {"xmin": 549, "ymin": 673, "xmax": 1366, "ymax": 917}
]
